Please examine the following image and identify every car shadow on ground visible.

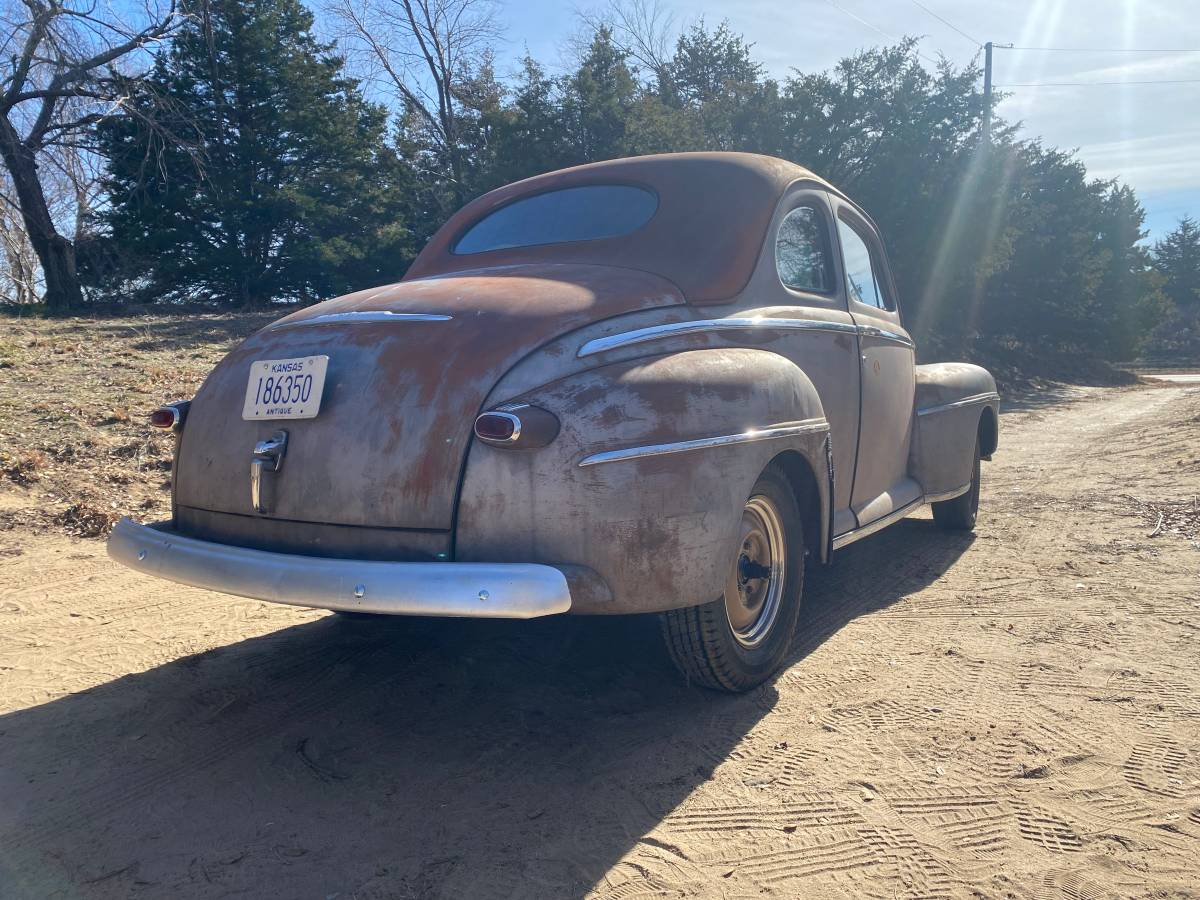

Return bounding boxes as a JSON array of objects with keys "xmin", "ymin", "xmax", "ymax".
[
  {"xmin": 0, "ymin": 519, "xmax": 972, "ymax": 899},
  {"xmin": 799, "ymin": 516, "xmax": 975, "ymax": 658}
]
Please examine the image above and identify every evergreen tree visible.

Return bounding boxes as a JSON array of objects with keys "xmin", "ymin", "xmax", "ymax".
[
  {"xmin": 487, "ymin": 56, "xmax": 573, "ymax": 188},
  {"xmin": 1092, "ymin": 184, "xmax": 1167, "ymax": 359},
  {"xmin": 665, "ymin": 22, "xmax": 772, "ymax": 151},
  {"xmin": 455, "ymin": 53, "xmax": 507, "ymax": 196},
  {"xmin": 563, "ymin": 28, "xmax": 637, "ymax": 164},
  {"xmin": 1154, "ymin": 217, "xmax": 1200, "ymax": 308},
  {"xmin": 85, "ymin": 6, "xmax": 1179, "ymax": 366},
  {"xmin": 95, "ymin": 0, "xmax": 414, "ymax": 305},
  {"xmin": 668, "ymin": 21, "xmax": 762, "ymax": 108}
]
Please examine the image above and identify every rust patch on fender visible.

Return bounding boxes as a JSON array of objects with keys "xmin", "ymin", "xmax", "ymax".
[{"xmin": 175, "ymin": 264, "xmax": 685, "ymax": 531}]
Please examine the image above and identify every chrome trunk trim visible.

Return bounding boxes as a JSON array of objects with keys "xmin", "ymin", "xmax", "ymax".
[
  {"xmin": 108, "ymin": 518, "xmax": 571, "ymax": 619},
  {"xmin": 577, "ymin": 318, "xmax": 858, "ymax": 358},
  {"xmin": 916, "ymin": 392, "xmax": 1000, "ymax": 417},
  {"xmin": 578, "ymin": 418, "xmax": 830, "ymax": 467},
  {"xmin": 831, "ymin": 497, "xmax": 925, "ymax": 551},
  {"xmin": 250, "ymin": 430, "xmax": 288, "ymax": 514},
  {"xmin": 271, "ymin": 311, "xmax": 452, "ymax": 329}
]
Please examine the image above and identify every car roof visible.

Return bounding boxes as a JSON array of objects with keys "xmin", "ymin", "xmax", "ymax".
[{"xmin": 405, "ymin": 152, "xmax": 852, "ymax": 304}]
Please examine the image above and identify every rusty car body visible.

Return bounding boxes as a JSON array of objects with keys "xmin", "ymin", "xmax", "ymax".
[{"xmin": 109, "ymin": 152, "xmax": 998, "ymax": 691}]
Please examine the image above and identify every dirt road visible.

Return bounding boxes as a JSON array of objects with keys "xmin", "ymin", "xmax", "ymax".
[{"xmin": 1, "ymin": 383, "xmax": 1198, "ymax": 899}]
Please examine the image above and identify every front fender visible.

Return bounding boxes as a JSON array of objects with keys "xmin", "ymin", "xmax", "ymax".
[
  {"xmin": 455, "ymin": 349, "xmax": 830, "ymax": 614},
  {"xmin": 910, "ymin": 363, "xmax": 999, "ymax": 497}
]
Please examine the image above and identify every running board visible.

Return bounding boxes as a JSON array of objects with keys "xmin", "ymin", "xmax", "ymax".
[{"xmin": 831, "ymin": 497, "xmax": 926, "ymax": 551}]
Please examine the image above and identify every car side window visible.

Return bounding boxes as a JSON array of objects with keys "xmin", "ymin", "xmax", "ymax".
[
  {"xmin": 836, "ymin": 217, "xmax": 888, "ymax": 310},
  {"xmin": 775, "ymin": 206, "xmax": 834, "ymax": 294}
]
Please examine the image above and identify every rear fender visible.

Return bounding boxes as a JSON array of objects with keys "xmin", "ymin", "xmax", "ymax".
[{"xmin": 455, "ymin": 348, "xmax": 831, "ymax": 614}]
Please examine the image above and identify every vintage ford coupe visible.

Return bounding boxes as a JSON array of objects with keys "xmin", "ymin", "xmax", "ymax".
[{"xmin": 109, "ymin": 152, "xmax": 998, "ymax": 692}]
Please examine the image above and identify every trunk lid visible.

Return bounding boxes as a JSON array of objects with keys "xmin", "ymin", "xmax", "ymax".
[{"xmin": 174, "ymin": 264, "xmax": 683, "ymax": 531}]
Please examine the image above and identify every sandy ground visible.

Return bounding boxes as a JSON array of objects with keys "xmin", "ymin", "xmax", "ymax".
[
  {"xmin": 1, "ymin": 382, "xmax": 1198, "ymax": 899},
  {"xmin": 1145, "ymin": 374, "xmax": 1200, "ymax": 384}
]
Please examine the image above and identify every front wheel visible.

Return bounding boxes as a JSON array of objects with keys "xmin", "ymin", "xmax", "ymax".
[
  {"xmin": 931, "ymin": 438, "xmax": 981, "ymax": 531},
  {"xmin": 661, "ymin": 466, "xmax": 805, "ymax": 692}
]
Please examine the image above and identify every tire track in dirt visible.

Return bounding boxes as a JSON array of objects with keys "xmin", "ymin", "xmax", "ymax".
[
  {"xmin": 4, "ymin": 616, "xmax": 451, "ymax": 865},
  {"xmin": 643, "ymin": 385, "xmax": 1200, "ymax": 898},
  {"xmin": 1, "ymin": 383, "xmax": 1198, "ymax": 898}
]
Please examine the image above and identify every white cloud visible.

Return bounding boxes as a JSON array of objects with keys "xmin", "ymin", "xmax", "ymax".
[{"xmin": 1080, "ymin": 129, "xmax": 1200, "ymax": 191}]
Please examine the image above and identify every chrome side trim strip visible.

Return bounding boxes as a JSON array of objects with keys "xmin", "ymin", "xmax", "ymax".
[
  {"xmin": 831, "ymin": 497, "xmax": 925, "ymax": 551},
  {"xmin": 858, "ymin": 325, "xmax": 916, "ymax": 349},
  {"xmin": 577, "ymin": 318, "xmax": 858, "ymax": 358},
  {"xmin": 272, "ymin": 311, "xmax": 452, "ymax": 329},
  {"xmin": 107, "ymin": 518, "xmax": 571, "ymax": 619},
  {"xmin": 578, "ymin": 418, "xmax": 830, "ymax": 467},
  {"xmin": 917, "ymin": 391, "xmax": 1000, "ymax": 417},
  {"xmin": 925, "ymin": 483, "xmax": 972, "ymax": 503}
]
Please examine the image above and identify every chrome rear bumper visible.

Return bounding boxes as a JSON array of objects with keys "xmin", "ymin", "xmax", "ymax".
[{"xmin": 107, "ymin": 518, "xmax": 572, "ymax": 618}]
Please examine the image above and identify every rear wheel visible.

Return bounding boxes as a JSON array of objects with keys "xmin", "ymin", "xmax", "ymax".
[
  {"xmin": 932, "ymin": 438, "xmax": 981, "ymax": 531},
  {"xmin": 661, "ymin": 466, "xmax": 805, "ymax": 692}
]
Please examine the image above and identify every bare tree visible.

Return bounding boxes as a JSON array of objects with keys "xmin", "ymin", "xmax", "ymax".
[
  {"xmin": 0, "ymin": 177, "xmax": 39, "ymax": 303},
  {"xmin": 327, "ymin": 0, "xmax": 500, "ymax": 203},
  {"xmin": 0, "ymin": 0, "xmax": 180, "ymax": 310},
  {"xmin": 578, "ymin": 0, "xmax": 675, "ymax": 85}
]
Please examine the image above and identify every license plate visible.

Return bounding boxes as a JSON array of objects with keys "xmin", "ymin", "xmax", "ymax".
[{"xmin": 242, "ymin": 355, "xmax": 329, "ymax": 420}]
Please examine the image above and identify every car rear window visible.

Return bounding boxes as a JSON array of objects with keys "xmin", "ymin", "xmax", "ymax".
[
  {"xmin": 776, "ymin": 205, "xmax": 834, "ymax": 294},
  {"xmin": 453, "ymin": 185, "xmax": 658, "ymax": 255}
]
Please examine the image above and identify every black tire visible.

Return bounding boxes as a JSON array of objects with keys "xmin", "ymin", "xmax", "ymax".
[
  {"xmin": 932, "ymin": 437, "xmax": 981, "ymax": 531},
  {"xmin": 660, "ymin": 465, "xmax": 805, "ymax": 693}
]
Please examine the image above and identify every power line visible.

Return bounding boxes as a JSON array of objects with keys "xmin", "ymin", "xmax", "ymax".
[
  {"xmin": 825, "ymin": 0, "xmax": 902, "ymax": 44},
  {"xmin": 998, "ymin": 78, "xmax": 1200, "ymax": 87},
  {"xmin": 1001, "ymin": 45, "xmax": 1200, "ymax": 53},
  {"xmin": 824, "ymin": 0, "xmax": 942, "ymax": 65},
  {"xmin": 908, "ymin": 0, "xmax": 981, "ymax": 47}
]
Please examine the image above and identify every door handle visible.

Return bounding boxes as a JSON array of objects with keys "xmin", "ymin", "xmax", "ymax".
[{"xmin": 858, "ymin": 325, "xmax": 882, "ymax": 337}]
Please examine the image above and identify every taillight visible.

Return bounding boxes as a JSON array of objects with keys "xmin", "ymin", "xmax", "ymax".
[
  {"xmin": 474, "ymin": 404, "xmax": 559, "ymax": 449},
  {"xmin": 474, "ymin": 411, "xmax": 520, "ymax": 443},
  {"xmin": 149, "ymin": 408, "xmax": 177, "ymax": 429},
  {"xmin": 149, "ymin": 401, "xmax": 190, "ymax": 432}
]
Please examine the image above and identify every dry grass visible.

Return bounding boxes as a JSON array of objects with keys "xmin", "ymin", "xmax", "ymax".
[
  {"xmin": 1, "ymin": 448, "xmax": 49, "ymax": 485},
  {"xmin": 0, "ymin": 310, "xmax": 276, "ymax": 536}
]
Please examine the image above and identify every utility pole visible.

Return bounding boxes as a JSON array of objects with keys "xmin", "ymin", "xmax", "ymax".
[{"xmin": 982, "ymin": 40, "xmax": 993, "ymax": 144}]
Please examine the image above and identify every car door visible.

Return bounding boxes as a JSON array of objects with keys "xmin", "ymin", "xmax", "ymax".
[
  {"xmin": 831, "ymin": 203, "xmax": 921, "ymax": 526},
  {"xmin": 763, "ymin": 190, "xmax": 862, "ymax": 538}
]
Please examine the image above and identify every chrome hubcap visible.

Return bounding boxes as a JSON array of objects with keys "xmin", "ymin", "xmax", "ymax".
[{"xmin": 724, "ymin": 495, "xmax": 786, "ymax": 648}]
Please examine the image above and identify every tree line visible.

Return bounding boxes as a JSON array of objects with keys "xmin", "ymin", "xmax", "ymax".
[{"xmin": 2, "ymin": 0, "xmax": 1198, "ymax": 364}]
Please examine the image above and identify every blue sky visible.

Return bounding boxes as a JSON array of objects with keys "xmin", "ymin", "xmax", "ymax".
[{"xmin": 497, "ymin": 0, "xmax": 1200, "ymax": 241}]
